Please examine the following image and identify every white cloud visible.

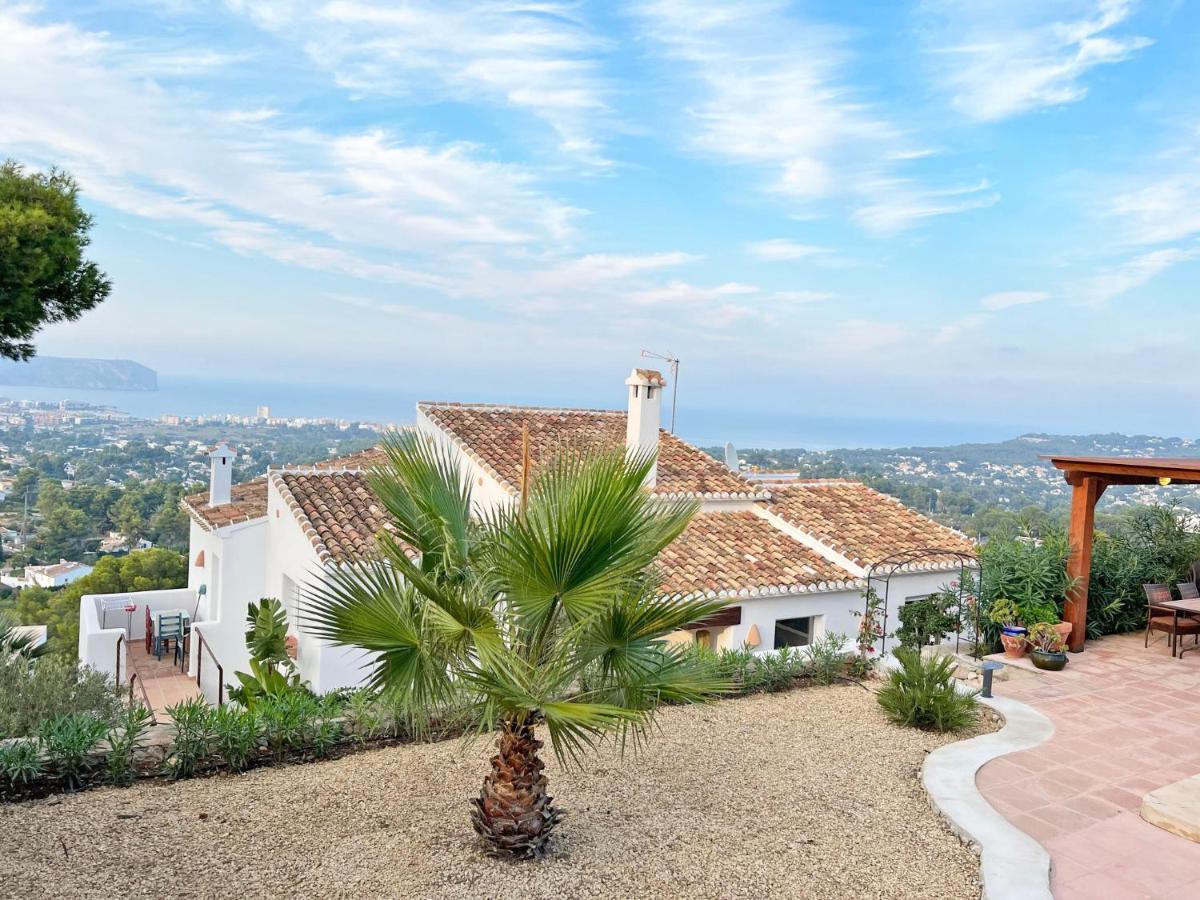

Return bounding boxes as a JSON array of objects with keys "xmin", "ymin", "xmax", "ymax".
[
  {"xmin": 852, "ymin": 178, "xmax": 999, "ymax": 235},
  {"xmin": 1086, "ymin": 247, "xmax": 1199, "ymax": 305},
  {"xmin": 628, "ymin": 280, "xmax": 758, "ymax": 305},
  {"xmin": 745, "ymin": 240, "xmax": 831, "ymax": 262},
  {"xmin": 769, "ymin": 290, "xmax": 834, "ymax": 305},
  {"xmin": 1109, "ymin": 147, "xmax": 1200, "ymax": 246},
  {"xmin": 924, "ymin": 0, "xmax": 1151, "ymax": 121},
  {"xmin": 630, "ymin": 0, "xmax": 992, "ymax": 234},
  {"xmin": 227, "ymin": 0, "xmax": 613, "ymax": 162},
  {"xmin": 980, "ymin": 290, "xmax": 1051, "ymax": 310},
  {"xmin": 935, "ymin": 312, "xmax": 992, "ymax": 344}
]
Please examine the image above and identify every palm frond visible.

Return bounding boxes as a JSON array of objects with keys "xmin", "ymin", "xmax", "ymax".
[
  {"xmin": 300, "ymin": 562, "xmax": 459, "ymax": 720},
  {"xmin": 483, "ymin": 447, "xmax": 697, "ymax": 638},
  {"xmin": 367, "ymin": 431, "xmax": 474, "ymax": 582}
]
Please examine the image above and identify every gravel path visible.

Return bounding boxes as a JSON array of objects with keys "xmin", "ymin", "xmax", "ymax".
[{"xmin": 1, "ymin": 686, "xmax": 987, "ymax": 899}]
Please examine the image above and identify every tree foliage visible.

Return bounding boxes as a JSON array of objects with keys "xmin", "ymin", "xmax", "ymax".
[
  {"xmin": 0, "ymin": 160, "xmax": 110, "ymax": 361},
  {"xmin": 12, "ymin": 549, "xmax": 187, "ymax": 657}
]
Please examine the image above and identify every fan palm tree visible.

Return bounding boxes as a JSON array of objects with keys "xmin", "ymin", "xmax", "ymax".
[
  {"xmin": 0, "ymin": 615, "xmax": 45, "ymax": 659},
  {"xmin": 303, "ymin": 433, "xmax": 729, "ymax": 859}
]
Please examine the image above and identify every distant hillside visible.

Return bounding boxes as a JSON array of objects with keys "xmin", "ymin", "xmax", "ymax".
[
  {"xmin": 708, "ymin": 433, "xmax": 1200, "ymax": 532},
  {"xmin": 0, "ymin": 357, "xmax": 157, "ymax": 391}
]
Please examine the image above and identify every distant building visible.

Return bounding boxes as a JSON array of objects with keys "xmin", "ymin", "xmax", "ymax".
[
  {"xmin": 98, "ymin": 532, "xmax": 154, "ymax": 555},
  {"xmin": 18, "ymin": 560, "xmax": 94, "ymax": 589},
  {"xmin": 256, "ymin": 405, "xmax": 270, "ymax": 419}
]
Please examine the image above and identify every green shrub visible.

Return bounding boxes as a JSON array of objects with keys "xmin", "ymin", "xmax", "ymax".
[
  {"xmin": 211, "ymin": 705, "xmax": 261, "ymax": 772},
  {"xmin": 167, "ymin": 697, "xmax": 213, "ymax": 779},
  {"xmin": 877, "ymin": 649, "xmax": 978, "ymax": 732},
  {"xmin": 104, "ymin": 705, "xmax": 153, "ymax": 787},
  {"xmin": 0, "ymin": 652, "xmax": 123, "ymax": 739},
  {"xmin": 0, "ymin": 738, "xmax": 44, "ymax": 788},
  {"xmin": 258, "ymin": 692, "xmax": 314, "ymax": 764},
  {"xmin": 345, "ymin": 689, "xmax": 383, "ymax": 745},
  {"xmin": 896, "ymin": 590, "xmax": 959, "ymax": 652},
  {"xmin": 311, "ymin": 696, "xmax": 344, "ymax": 758},
  {"xmin": 39, "ymin": 712, "xmax": 108, "ymax": 789},
  {"xmin": 803, "ymin": 632, "xmax": 850, "ymax": 685}
]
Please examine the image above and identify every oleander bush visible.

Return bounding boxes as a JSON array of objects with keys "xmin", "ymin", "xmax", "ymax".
[
  {"xmin": 211, "ymin": 704, "xmax": 261, "ymax": 773},
  {"xmin": 804, "ymin": 632, "xmax": 852, "ymax": 686},
  {"xmin": 105, "ymin": 704, "xmax": 153, "ymax": 787},
  {"xmin": 0, "ymin": 652, "xmax": 123, "ymax": 739},
  {"xmin": 682, "ymin": 637, "xmax": 864, "ymax": 695},
  {"xmin": 877, "ymin": 648, "xmax": 978, "ymax": 732},
  {"xmin": 167, "ymin": 697, "xmax": 213, "ymax": 779},
  {"xmin": 39, "ymin": 712, "xmax": 109, "ymax": 790},
  {"xmin": 0, "ymin": 738, "xmax": 44, "ymax": 788}
]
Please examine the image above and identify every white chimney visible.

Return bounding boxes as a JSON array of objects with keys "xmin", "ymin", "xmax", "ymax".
[
  {"xmin": 625, "ymin": 368, "xmax": 664, "ymax": 487},
  {"xmin": 207, "ymin": 441, "xmax": 235, "ymax": 507}
]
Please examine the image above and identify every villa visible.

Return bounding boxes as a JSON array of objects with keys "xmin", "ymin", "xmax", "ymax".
[{"xmin": 78, "ymin": 368, "xmax": 973, "ymax": 700}]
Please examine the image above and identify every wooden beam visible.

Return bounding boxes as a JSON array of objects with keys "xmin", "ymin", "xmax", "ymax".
[
  {"xmin": 1064, "ymin": 475, "xmax": 1102, "ymax": 652},
  {"xmin": 684, "ymin": 606, "xmax": 742, "ymax": 630}
]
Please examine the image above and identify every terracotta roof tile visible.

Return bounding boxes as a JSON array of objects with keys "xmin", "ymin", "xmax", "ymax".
[
  {"xmin": 418, "ymin": 403, "xmax": 762, "ymax": 498},
  {"xmin": 182, "ymin": 479, "xmax": 269, "ymax": 531},
  {"xmin": 768, "ymin": 481, "xmax": 974, "ymax": 569},
  {"xmin": 273, "ymin": 471, "xmax": 400, "ymax": 565},
  {"xmin": 309, "ymin": 446, "xmax": 387, "ymax": 470},
  {"xmin": 657, "ymin": 511, "xmax": 852, "ymax": 597}
]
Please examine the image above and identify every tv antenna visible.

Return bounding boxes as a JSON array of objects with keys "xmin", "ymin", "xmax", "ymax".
[{"xmin": 640, "ymin": 349, "xmax": 679, "ymax": 433}]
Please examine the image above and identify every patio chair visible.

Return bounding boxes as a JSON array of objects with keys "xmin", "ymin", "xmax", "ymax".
[
  {"xmin": 1179, "ymin": 582, "xmax": 1200, "ymax": 601},
  {"xmin": 1144, "ymin": 584, "xmax": 1200, "ymax": 657},
  {"xmin": 144, "ymin": 606, "xmax": 154, "ymax": 655},
  {"xmin": 155, "ymin": 613, "xmax": 184, "ymax": 660}
]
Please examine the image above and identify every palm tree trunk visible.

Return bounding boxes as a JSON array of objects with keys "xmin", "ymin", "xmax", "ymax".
[{"xmin": 470, "ymin": 720, "xmax": 561, "ymax": 859}]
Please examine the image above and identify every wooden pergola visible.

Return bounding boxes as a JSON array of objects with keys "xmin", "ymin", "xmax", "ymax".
[{"xmin": 1046, "ymin": 455, "xmax": 1200, "ymax": 652}]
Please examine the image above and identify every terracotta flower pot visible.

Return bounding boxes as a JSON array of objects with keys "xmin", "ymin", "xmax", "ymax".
[
  {"xmin": 1053, "ymin": 622, "xmax": 1073, "ymax": 644},
  {"xmin": 999, "ymin": 632, "xmax": 1028, "ymax": 659}
]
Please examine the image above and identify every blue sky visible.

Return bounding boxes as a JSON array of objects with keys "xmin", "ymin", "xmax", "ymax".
[{"xmin": 3, "ymin": 1, "xmax": 1199, "ymax": 436}]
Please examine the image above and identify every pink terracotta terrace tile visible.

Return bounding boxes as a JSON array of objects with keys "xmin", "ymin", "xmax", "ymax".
[{"xmin": 978, "ymin": 631, "xmax": 1200, "ymax": 898}]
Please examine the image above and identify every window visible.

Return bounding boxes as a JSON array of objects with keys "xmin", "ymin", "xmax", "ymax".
[
  {"xmin": 773, "ymin": 616, "xmax": 813, "ymax": 649},
  {"xmin": 281, "ymin": 575, "xmax": 299, "ymax": 630}
]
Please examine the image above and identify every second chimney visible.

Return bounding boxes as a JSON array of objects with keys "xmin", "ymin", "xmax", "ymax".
[
  {"xmin": 625, "ymin": 368, "xmax": 665, "ymax": 487},
  {"xmin": 208, "ymin": 441, "xmax": 235, "ymax": 507}
]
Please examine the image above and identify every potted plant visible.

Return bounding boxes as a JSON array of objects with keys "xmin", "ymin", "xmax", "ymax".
[
  {"xmin": 1026, "ymin": 623, "xmax": 1068, "ymax": 671},
  {"xmin": 988, "ymin": 597, "xmax": 1026, "ymax": 658}
]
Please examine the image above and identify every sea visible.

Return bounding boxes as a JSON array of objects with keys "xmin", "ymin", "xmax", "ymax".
[{"xmin": 0, "ymin": 375, "xmax": 1022, "ymax": 451}]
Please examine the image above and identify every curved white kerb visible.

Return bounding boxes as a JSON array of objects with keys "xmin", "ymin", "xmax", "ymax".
[{"xmin": 921, "ymin": 695, "xmax": 1055, "ymax": 900}]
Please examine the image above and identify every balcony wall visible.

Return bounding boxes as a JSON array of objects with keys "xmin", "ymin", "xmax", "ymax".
[{"xmin": 78, "ymin": 588, "xmax": 197, "ymax": 678}]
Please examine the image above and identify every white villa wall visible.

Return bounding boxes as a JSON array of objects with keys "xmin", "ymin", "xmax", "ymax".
[
  {"xmin": 264, "ymin": 477, "xmax": 376, "ymax": 694},
  {"xmin": 416, "ymin": 408, "xmax": 516, "ymax": 512},
  {"xmin": 185, "ymin": 518, "xmax": 268, "ymax": 682},
  {"xmin": 711, "ymin": 568, "xmax": 971, "ymax": 656}
]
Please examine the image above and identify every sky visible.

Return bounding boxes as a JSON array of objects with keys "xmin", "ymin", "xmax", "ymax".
[{"xmin": 2, "ymin": 1, "xmax": 1199, "ymax": 437}]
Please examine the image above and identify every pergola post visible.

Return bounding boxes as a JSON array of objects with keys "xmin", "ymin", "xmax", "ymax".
[{"xmin": 1064, "ymin": 474, "xmax": 1105, "ymax": 652}]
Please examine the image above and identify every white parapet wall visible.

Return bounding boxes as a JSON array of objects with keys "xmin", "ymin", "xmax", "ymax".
[{"xmin": 78, "ymin": 587, "xmax": 198, "ymax": 678}]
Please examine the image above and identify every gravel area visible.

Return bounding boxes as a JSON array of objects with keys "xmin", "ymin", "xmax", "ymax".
[{"xmin": 1, "ymin": 685, "xmax": 989, "ymax": 899}]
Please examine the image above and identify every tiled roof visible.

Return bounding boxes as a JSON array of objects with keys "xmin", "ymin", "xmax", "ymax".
[
  {"xmin": 657, "ymin": 510, "xmax": 854, "ymax": 597},
  {"xmin": 309, "ymin": 446, "xmax": 387, "ymax": 470},
  {"xmin": 182, "ymin": 479, "xmax": 269, "ymax": 531},
  {"xmin": 418, "ymin": 403, "xmax": 765, "ymax": 499},
  {"xmin": 768, "ymin": 480, "xmax": 974, "ymax": 570},
  {"xmin": 273, "ymin": 471, "xmax": 400, "ymax": 565}
]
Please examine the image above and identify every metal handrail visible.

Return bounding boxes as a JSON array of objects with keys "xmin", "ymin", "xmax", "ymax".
[
  {"xmin": 195, "ymin": 628, "xmax": 225, "ymax": 707},
  {"xmin": 129, "ymin": 671, "xmax": 158, "ymax": 726}
]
